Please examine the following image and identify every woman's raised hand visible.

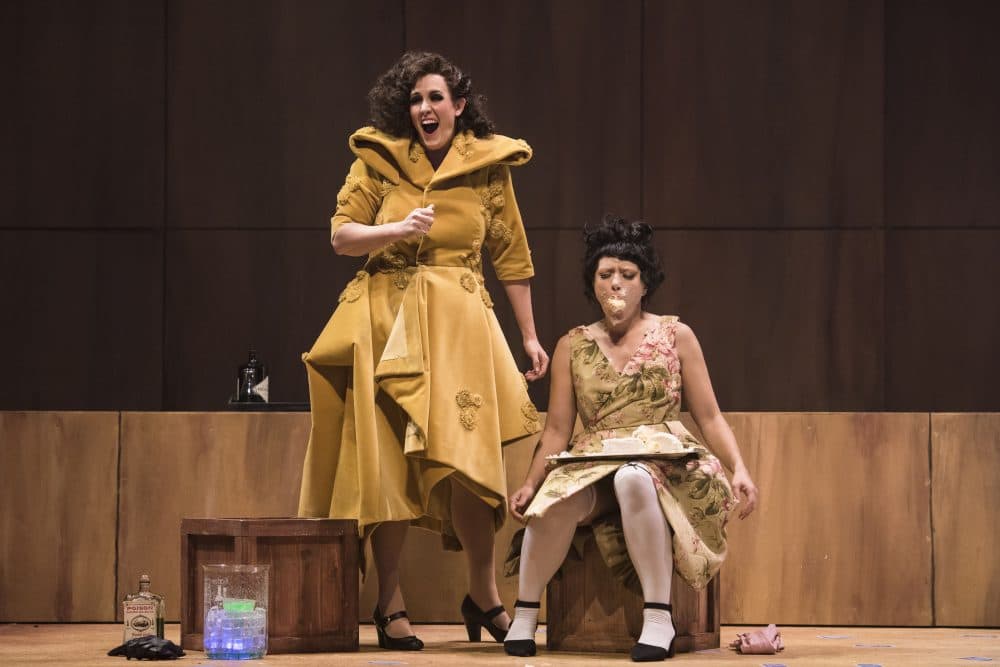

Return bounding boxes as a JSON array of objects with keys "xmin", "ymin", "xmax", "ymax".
[
  {"xmin": 508, "ymin": 484, "xmax": 537, "ymax": 523},
  {"xmin": 396, "ymin": 205, "xmax": 435, "ymax": 241}
]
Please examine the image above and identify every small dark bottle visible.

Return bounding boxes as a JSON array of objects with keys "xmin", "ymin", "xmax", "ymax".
[{"xmin": 236, "ymin": 349, "xmax": 269, "ymax": 402}]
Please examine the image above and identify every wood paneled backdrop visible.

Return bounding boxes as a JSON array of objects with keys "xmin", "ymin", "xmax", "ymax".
[
  {"xmin": 2, "ymin": 410, "xmax": 998, "ymax": 627},
  {"xmin": 2, "ymin": 0, "xmax": 999, "ymax": 413}
]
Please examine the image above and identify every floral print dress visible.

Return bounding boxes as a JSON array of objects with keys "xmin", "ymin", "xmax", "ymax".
[{"xmin": 522, "ymin": 316, "xmax": 736, "ymax": 590}]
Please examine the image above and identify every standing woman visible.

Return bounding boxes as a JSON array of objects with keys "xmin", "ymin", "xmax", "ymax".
[{"xmin": 298, "ymin": 51, "xmax": 549, "ymax": 650}]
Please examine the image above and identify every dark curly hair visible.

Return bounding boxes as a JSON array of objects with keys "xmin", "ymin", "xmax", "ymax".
[
  {"xmin": 367, "ymin": 51, "xmax": 495, "ymax": 139},
  {"xmin": 582, "ymin": 215, "xmax": 665, "ymax": 309}
]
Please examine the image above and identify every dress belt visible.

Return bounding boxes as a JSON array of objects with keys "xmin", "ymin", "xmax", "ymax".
[{"xmin": 370, "ymin": 262, "xmax": 469, "ymax": 271}]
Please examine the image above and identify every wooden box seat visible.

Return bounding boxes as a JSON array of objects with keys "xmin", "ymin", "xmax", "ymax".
[
  {"xmin": 180, "ymin": 517, "xmax": 359, "ymax": 653},
  {"xmin": 546, "ymin": 532, "xmax": 720, "ymax": 653}
]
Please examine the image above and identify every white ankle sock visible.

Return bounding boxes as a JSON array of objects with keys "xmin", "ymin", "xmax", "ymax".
[
  {"xmin": 637, "ymin": 607, "xmax": 675, "ymax": 649},
  {"xmin": 505, "ymin": 605, "xmax": 540, "ymax": 642}
]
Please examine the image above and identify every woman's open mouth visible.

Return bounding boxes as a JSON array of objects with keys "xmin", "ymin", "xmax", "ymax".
[{"xmin": 421, "ymin": 120, "xmax": 439, "ymax": 136}]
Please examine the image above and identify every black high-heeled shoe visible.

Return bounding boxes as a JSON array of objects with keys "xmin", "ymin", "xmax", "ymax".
[
  {"xmin": 373, "ymin": 606, "xmax": 424, "ymax": 651},
  {"xmin": 460, "ymin": 594, "xmax": 508, "ymax": 642},
  {"xmin": 503, "ymin": 599, "xmax": 541, "ymax": 657},
  {"xmin": 630, "ymin": 602, "xmax": 676, "ymax": 662}
]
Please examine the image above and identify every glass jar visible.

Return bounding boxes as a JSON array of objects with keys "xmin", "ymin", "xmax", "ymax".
[{"xmin": 202, "ymin": 564, "xmax": 269, "ymax": 660}]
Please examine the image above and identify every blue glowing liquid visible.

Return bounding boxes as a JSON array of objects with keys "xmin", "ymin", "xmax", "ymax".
[{"xmin": 203, "ymin": 607, "xmax": 267, "ymax": 660}]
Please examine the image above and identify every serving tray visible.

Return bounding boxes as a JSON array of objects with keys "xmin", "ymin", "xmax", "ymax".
[{"xmin": 545, "ymin": 448, "xmax": 699, "ymax": 463}]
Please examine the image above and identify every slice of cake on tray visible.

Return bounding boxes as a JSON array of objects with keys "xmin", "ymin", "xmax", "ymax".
[
  {"xmin": 600, "ymin": 436, "xmax": 644, "ymax": 455},
  {"xmin": 600, "ymin": 425, "xmax": 687, "ymax": 455}
]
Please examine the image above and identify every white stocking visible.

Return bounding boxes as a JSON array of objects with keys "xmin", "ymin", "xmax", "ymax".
[
  {"xmin": 614, "ymin": 465, "xmax": 675, "ymax": 650},
  {"xmin": 507, "ymin": 486, "xmax": 596, "ymax": 642}
]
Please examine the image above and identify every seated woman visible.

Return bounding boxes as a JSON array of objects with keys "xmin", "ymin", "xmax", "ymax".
[{"xmin": 504, "ymin": 216, "xmax": 759, "ymax": 662}]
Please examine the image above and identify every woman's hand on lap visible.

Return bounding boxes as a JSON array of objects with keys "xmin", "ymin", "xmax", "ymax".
[{"xmin": 508, "ymin": 485, "xmax": 537, "ymax": 523}]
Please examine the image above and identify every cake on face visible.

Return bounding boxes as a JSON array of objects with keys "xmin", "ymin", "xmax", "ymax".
[{"xmin": 606, "ymin": 295, "xmax": 627, "ymax": 314}]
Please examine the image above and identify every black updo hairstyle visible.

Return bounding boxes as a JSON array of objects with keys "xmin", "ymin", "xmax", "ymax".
[{"xmin": 582, "ymin": 215, "xmax": 665, "ymax": 309}]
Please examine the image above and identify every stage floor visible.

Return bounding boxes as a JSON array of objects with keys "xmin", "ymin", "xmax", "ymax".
[{"xmin": 0, "ymin": 623, "xmax": 996, "ymax": 665}]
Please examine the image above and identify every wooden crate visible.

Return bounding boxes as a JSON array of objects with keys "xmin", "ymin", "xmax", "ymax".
[
  {"xmin": 180, "ymin": 518, "xmax": 359, "ymax": 653},
  {"xmin": 546, "ymin": 534, "xmax": 720, "ymax": 653}
]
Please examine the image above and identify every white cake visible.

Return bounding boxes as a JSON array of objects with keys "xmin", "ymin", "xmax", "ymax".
[
  {"xmin": 600, "ymin": 437, "xmax": 643, "ymax": 455},
  {"xmin": 600, "ymin": 426, "xmax": 686, "ymax": 455},
  {"xmin": 633, "ymin": 425, "xmax": 686, "ymax": 453}
]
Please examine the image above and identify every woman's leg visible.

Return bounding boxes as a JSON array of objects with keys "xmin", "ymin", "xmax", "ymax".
[
  {"xmin": 371, "ymin": 520, "xmax": 415, "ymax": 638},
  {"xmin": 613, "ymin": 465, "xmax": 676, "ymax": 652},
  {"xmin": 450, "ymin": 478, "xmax": 510, "ymax": 630},
  {"xmin": 505, "ymin": 484, "xmax": 609, "ymax": 642}
]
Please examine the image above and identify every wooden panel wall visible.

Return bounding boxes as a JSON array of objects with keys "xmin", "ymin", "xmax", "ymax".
[
  {"xmin": 2, "ymin": 3, "xmax": 999, "ymax": 412},
  {"xmin": 114, "ymin": 410, "xmax": 538, "ymax": 624},
  {"xmin": 714, "ymin": 413, "xmax": 933, "ymax": 626},
  {"xmin": 162, "ymin": 230, "xmax": 350, "ymax": 409},
  {"xmin": 0, "ymin": 232, "xmax": 163, "ymax": 409},
  {"xmin": 884, "ymin": 0, "xmax": 1000, "ymax": 411},
  {"xmin": 162, "ymin": 0, "xmax": 403, "ymax": 410},
  {"xmin": 0, "ymin": 0, "xmax": 165, "ymax": 410},
  {"xmin": 931, "ymin": 414, "xmax": 1000, "ymax": 627},
  {"xmin": 886, "ymin": 231, "xmax": 1000, "ymax": 411},
  {"xmin": 3, "ymin": 410, "xmax": 999, "ymax": 627},
  {"xmin": 886, "ymin": 0, "xmax": 1000, "ymax": 229},
  {"xmin": 0, "ymin": 412, "xmax": 119, "ymax": 621},
  {"xmin": 0, "ymin": 0, "xmax": 165, "ymax": 231},
  {"xmin": 116, "ymin": 412, "xmax": 311, "ymax": 621},
  {"xmin": 643, "ymin": 0, "xmax": 884, "ymax": 229},
  {"xmin": 640, "ymin": 0, "xmax": 885, "ymax": 413},
  {"xmin": 651, "ymin": 231, "xmax": 884, "ymax": 410}
]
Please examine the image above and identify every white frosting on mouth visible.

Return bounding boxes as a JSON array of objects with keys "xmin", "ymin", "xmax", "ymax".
[{"xmin": 606, "ymin": 295, "xmax": 627, "ymax": 313}]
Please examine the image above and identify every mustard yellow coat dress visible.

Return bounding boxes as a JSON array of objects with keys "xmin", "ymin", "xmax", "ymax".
[{"xmin": 297, "ymin": 127, "xmax": 542, "ymax": 546}]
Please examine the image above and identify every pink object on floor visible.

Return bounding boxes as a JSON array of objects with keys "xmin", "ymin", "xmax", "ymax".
[{"xmin": 729, "ymin": 624, "xmax": 785, "ymax": 654}]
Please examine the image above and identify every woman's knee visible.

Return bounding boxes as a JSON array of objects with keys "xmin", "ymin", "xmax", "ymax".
[
  {"xmin": 613, "ymin": 465, "xmax": 656, "ymax": 507},
  {"xmin": 536, "ymin": 486, "xmax": 595, "ymax": 524}
]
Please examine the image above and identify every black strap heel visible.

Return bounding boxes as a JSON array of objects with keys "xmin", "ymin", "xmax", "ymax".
[
  {"xmin": 503, "ymin": 599, "xmax": 541, "ymax": 657},
  {"xmin": 460, "ymin": 594, "xmax": 508, "ymax": 642},
  {"xmin": 631, "ymin": 602, "xmax": 675, "ymax": 662},
  {"xmin": 373, "ymin": 606, "xmax": 424, "ymax": 651}
]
